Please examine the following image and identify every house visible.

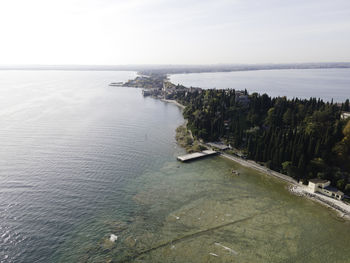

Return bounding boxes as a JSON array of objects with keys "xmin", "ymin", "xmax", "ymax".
[
  {"xmin": 142, "ymin": 88, "xmax": 161, "ymax": 97},
  {"xmin": 308, "ymin": 179, "xmax": 344, "ymax": 200},
  {"xmin": 341, "ymin": 112, "xmax": 350, "ymax": 120},
  {"xmin": 142, "ymin": 90, "xmax": 152, "ymax": 96},
  {"xmin": 207, "ymin": 142, "xmax": 230, "ymax": 151},
  {"xmin": 235, "ymin": 91, "xmax": 250, "ymax": 106}
]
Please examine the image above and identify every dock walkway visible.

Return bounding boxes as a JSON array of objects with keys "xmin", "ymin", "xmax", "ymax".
[{"xmin": 177, "ymin": 150, "xmax": 217, "ymax": 162}]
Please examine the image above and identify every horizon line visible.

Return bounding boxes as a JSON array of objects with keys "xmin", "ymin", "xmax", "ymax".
[{"xmin": 1, "ymin": 61, "xmax": 350, "ymax": 67}]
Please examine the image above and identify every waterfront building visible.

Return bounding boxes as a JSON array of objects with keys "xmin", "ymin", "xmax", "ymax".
[
  {"xmin": 341, "ymin": 111, "xmax": 350, "ymax": 120},
  {"xmin": 207, "ymin": 142, "xmax": 230, "ymax": 151},
  {"xmin": 308, "ymin": 179, "xmax": 344, "ymax": 200}
]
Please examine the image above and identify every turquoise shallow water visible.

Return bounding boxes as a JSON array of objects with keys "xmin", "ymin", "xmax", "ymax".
[
  {"xmin": 0, "ymin": 70, "xmax": 350, "ymax": 263},
  {"xmin": 170, "ymin": 68, "xmax": 350, "ymax": 102}
]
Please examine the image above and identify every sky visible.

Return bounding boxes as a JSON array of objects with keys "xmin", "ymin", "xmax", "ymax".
[{"xmin": 0, "ymin": 0, "xmax": 350, "ymax": 65}]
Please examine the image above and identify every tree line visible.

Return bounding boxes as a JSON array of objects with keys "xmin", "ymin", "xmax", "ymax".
[{"xmin": 172, "ymin": 88, "xmax": 350, "ymax": 194}]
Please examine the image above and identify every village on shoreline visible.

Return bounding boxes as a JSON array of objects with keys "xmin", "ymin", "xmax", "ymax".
[{"xmin": 111, "ymin": 73, "xmax": 350, "ymax": 220}]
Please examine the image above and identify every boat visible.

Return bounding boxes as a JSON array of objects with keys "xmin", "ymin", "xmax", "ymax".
[
  {"xmin": 109, "ymin": 82, "xmax": 123, "ymax": 86},
  {"xmin": 231, "ymin": 169, "xmax": 240, "ymax": 175}
]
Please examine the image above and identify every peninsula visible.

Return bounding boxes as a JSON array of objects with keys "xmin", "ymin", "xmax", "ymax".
[{"xmin": 117, "ymin": 73, "xmax": 350, "ymax": 217}]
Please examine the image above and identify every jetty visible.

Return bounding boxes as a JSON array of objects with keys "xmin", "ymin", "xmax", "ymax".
[{"xmin": 177, "ymin": 150, "xmax": 217, "ymax": 162}]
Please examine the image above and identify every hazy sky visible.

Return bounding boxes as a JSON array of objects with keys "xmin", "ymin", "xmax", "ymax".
[{"xmin": 1, "ymin": 0, "xmax": 350, "ymax": 65}]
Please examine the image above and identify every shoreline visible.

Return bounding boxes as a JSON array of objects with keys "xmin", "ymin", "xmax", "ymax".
[
  {"xmin": 161, "ymin": 99, "xmax": 185, "ymax": 109},
  {"xmin": 220, "ymin": 152, "xmax": 297, "ymax": 184},
  {"xmin": 157, "ymin": 97, "xmax": 350, "ymax": 221},
  {"xmin": 219, "ymin": 152, "xmax": 350, "ymax": 220},
  {"xmin": 289, "ymin": 185, "xmax": 350, "ymax": 220}
]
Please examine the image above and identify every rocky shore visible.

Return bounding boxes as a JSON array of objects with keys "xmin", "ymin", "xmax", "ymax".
[
  {"xmin": 219, "ymin": 151, "xmax": 350, "ymax": 221},
  {"xmin": 289, "ymin": 185, "xmax": 350, "ymax": 220}
]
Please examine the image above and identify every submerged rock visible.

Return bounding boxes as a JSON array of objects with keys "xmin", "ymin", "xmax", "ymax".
[{"xmin": 109, "ymin": 234, "xmax": 118, "ymax": 242}]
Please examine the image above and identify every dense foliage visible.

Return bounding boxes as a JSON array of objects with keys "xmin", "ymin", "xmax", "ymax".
[{"xmin": 173, "ymin": 88, "xmax": 350, "ymax": 194}]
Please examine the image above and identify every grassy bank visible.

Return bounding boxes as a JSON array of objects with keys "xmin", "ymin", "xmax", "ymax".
[{"xmin": 176, "ymin": 124, "xmax": 206, "ymax": 153}]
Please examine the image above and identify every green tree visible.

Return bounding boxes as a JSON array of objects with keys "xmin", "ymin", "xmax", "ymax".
[
  {"xmin": 337, "ymin": 179, "xmax": 345, "ymax": 190},
  {"xmin": 282, "ymin": 161, "xmax": 292, "ymax": 174},
  {"xmin": 345, "ymin": 184, "xmax": 350, "ymax": 194},
  {"xmin": 283, "ymin": 108, "xmax": 293, "ymax": 125},
  {"xmin": 344, "ymin": 99, "xmax": 350, "ymax": 111}
]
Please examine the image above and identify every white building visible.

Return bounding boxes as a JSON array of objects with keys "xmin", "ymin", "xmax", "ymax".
[
  {"xmin": 341, "ymin": 112, "xmax": 350, "ymax": 120},
  {"xmin": 207, "ymin": 142, "xmax": 230, "ymax": 151},
  {"xmin": 308, "ymin": 179, "xmax": 344, "ymax": 200}
]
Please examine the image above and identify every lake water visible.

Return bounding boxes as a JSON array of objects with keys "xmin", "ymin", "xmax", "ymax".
[
  {"xmin": 170, "ymin": 68, "xmax": 350, "ymax": 102},
  {"xmin": 1, "ymin": 70, "xmax": 350, "ymax": 263}
]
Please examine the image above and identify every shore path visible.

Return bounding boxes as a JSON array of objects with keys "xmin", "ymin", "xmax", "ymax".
[
  {"xmin": 220, "ymin": 152, "xmax": 297, "ymax": 184},
  {"xmin": 161, "ymin": 99, "xmax": 185, "ymax": 109}
]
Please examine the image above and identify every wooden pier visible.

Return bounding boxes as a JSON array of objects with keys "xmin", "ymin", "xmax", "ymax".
[{"xmin": 177, "ymin": 150, "xmax": 217, "ymax": 162}]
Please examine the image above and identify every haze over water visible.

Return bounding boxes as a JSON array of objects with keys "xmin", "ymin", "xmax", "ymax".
[
  {"xmin": 1, "ymin": 70, "xmax": 350, "ymax": 263},
  {"xmin": 170, "ymin": 68, "xmax": 350, "ymax": 102}
]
